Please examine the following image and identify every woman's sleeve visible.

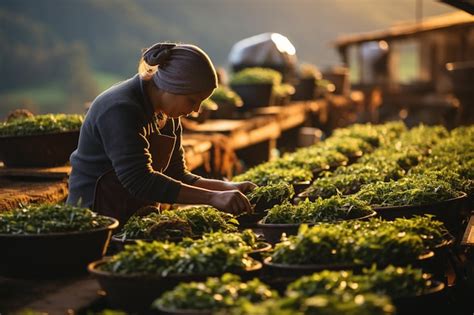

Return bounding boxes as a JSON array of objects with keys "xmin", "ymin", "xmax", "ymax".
[
  {"xmin": 96, "ymin": 103, "xmax": 183, "ymax": 203},
  {"xmin": 164, "ymin": 118, "xmax": 202, "ymax": 184}
]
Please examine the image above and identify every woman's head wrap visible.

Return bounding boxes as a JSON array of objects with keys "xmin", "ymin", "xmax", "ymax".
[{"xmin": 142, "ymin": 43, "xmax": 218, "ymax": 94}]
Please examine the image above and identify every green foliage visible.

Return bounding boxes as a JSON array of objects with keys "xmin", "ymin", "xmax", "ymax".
[
  {"xmin": 355, "ymin": 174, "xmax": 463, "ymax": 207},
  {"xmin": 101, "ymin": 232, "xmax": 257, "ymax": 276},
  {"xmin": 0, "ymin": 203, "xmax": 112, "ymax": 234},
  {"xmin": 180, "ymin": 230, "xmax": 258, "ymax": 252},
  {"xmin": 211, "ymin": 86, "xmax": 243, "ymax": 107},
  {"xmin": 287, "ymin": 265, "xmax": 431, "ymax": 299},
  {"xmin": 273, "ymin": 83, "xmax": 295, "ymax": 98},
  {"xmin": 174, "ymin": 206, "xmax": 239, "ymax": 235},
  {"xmin": 101, "ymin": 241, "xmax": 184, "ymax": 275},
  {"xmin": 0, "ymin": 113, "xmax": 83, "ymax": 136},
  {"xmin": 154, "ymin": 273, "xmax": 277, "ymax": 311},
  {"xmin": 262, "ymin": 196, "xmax": 373, "ymax": 224},
  {"xmin": 230, "ymin": 67, "xmax": 282, "ymax": 85},
  {"xmin": 116, "ymin": 212, "xmax": 193, "ymax": 240},
  {"xmin": 246, "ymin": 183, "xmax": 295, "ymax": 206},
  {"xmin": 322, "ymin": 136, "xmax": 373, "ymax": 156},
  {"xmin": 270, "ymin": 218, "xmax": 430, "ymax": 266},
  {"xmin": 220, "ymin": 293, "xmax": 394, "ymax": 315},
  {"xmin": 232, "ymin": 164, "xmax": 312, "ymax": 186},
  {"xmin": 117, "ymin": 206, "xmax": 239, "ymax": 240}
]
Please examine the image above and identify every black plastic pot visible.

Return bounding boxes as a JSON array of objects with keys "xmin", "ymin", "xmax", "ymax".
[
  {"xmin": 291, "ymin": 78, "xmax": 316, "ymax": 101},
  {"xmin": 373, "ymin": 193, "xmax": 468, "ymax": 235},
  {"xmin": 420, "ymin": 235, "xmax": 455, "ymax": 281},
  {"xmin": 263, "ymin": 251, "xmax": 434, "ymax": 286},
  {"xmin": 263, "ymin": 257, "xmax": 364, "ymax": 282},
  {"xmin": 230, "ymin": 83, "xmax": 274, "ymax": 110},
  {"xmin": 88, "ymin": 259, "xmax": 262, "ymax": 312},
  {"xmin": 210, "ymin": 101, "xmax": 240, "ymax": 120},
  {"xmin": 0, "ymin": 130, "xmax": 80, "ymax": 167},
  {"xmin": 0, "ymin": 217, "xmax": 118, "ymax": 277},
  {"xmin": 257, "ymin": 211, "xmax": 377, "ymax": 244},
  {"xmin": 393, "ymin": 281, "xmax": 446, "ymax": 315},
  {"xmin": 237, "ymin": 212, "xmax": 267, "ymax": 229}
]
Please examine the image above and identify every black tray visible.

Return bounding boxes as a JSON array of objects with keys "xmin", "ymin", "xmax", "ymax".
[
  {"xmin": 88, "ymin": 259, "xmax": 262, "ymax": 312},
  {"xmin": 0, "ymin": 217, "xmax": 118, "ymax": 277},
  {"xmin": 0, "ymin": 130, "xmax": 80, "ymax": 167}
]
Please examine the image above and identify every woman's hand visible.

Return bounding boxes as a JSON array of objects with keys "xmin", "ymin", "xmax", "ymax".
[
  {"xmin": 227, "ymin": 181, "xmax": 257, "ymax": 194},
  {"xmin": 209, "ymin": 190, "xmax": 253, "ymax": 215}
]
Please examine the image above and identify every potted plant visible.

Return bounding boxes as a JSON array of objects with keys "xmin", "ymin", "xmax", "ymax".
[
  {"xmin": 273, "ymin": 83, "xmax": 295, "ymax": 106},
  {"xmin": 258, "ymin": 196, "xmax": 375, "ymax": 244},
  {"xmin": 291, "ymin": 63, "xmax": 322, "ymax": 101},
  {"xmin": 89, "ymin": 237, "xmax": 262, "ymax": 312},
  {"xmin": 112, "ymin": 206, "xmax": 239, "ymax": 248},
  {"xmin": 264, "ymin": 219, "xmax": 433, "ymax": 279},
  {"xmin": 286, "ymin": 265, "xmax": 444, "ymax": 315},
  {"xmin": 237, "ymin": 183, "xmax": 295, "ymax": 228},
  {"xmin": 0, "ymin": 203, "xmax": 118, "ymax": 277},
  {"xmin": 0, "ymin": 113, "xmax": 83, "ymax": 167},
  {"xmin": 153, "ymin": 273, "xmax": 277, "ymax": 315},
  {"xmin": 229, "ymin": 67, "xmax": 282, "ymax": 109},
  {"xmin": 209, "ymin": 86, "xmax": 243, "ymax": 119}
]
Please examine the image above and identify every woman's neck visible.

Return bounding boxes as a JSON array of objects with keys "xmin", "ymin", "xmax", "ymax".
[{"xmin": 144, "ymin": 80, "xmax": 163, "ymax": 114}]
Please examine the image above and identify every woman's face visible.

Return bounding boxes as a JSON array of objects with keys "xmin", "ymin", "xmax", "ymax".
[{"xmin": 159, "ymin": 89, "xmax": 214, "ymax": 118}]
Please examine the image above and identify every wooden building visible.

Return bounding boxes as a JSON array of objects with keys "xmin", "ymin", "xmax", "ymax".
[{"xmin": 333, "ymin": 11, "xmax": 474, "ymax": 127}]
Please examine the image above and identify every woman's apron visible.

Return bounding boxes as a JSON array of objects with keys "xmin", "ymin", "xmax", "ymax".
[
  {"xmin": 92, "ymin": 118, "xmax": 176, "ymax": 225},
  {"xmin": 92, "ymin": 133, "xmax": 176, "ymax": 224}
]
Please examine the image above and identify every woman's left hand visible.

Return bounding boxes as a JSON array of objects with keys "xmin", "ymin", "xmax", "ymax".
[{"xmin": 225, "ymin": 181, "xmax": 257, "ymax": 194}]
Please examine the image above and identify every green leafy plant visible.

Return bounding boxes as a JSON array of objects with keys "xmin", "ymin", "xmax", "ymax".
[
  {"xmin": 116, "ymin": 206, "xmax": 238, "ymax": 240},
  {"xmin": 230, "ymin": 67, "xmax": 282, "ymax": 85},
  {"xmin": 153, "ymin": 273, "xmax": 277, "ymax": 311},
  {"xmin": 116, "ymin": 212, "xmax": 193, "ymax": 240},
  {"xmin": 211, "ymin": 86, "xmax": 243, "ymax": 107},
  {"xmin": 287, "ymin": 265, "xmax": 432, "ymax": 299},
  {"xmin": 0, "ymin": 203, "xmax": 111, "ymax": 234},
  {"xmin": 174, "ymin": 206, "xmax": 239, "ymax": 235},
  {"xmin": 219, "ymin": 293, "xmax": 394, "ymax": 315},
  {"xmin": 0, "ymin": 113, "xmax": 83, "ymax": 136},
  {"xmin": 246, "ymin": 183, "xmax": 295, "ymax": 209},
  {"xmin": 233, "ymin": 164, "xmax": 312, "ymax": 186},
  {"xmin": 270, "ymin": 219, "xmax": 428, "ymax": 266},
  {"xmin": 101, "ymin": 235, "xmax": 256, "ymax": 276},
  {"xmin": 355, "ymin": 175, "xmax": 463, "ymax": 207},
  {"xmin": 262, "ymin": 196, "xmax": 373, "ymax": 224}
]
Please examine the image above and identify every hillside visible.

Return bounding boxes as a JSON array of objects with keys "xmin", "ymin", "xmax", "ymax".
[{"xmin": 0, "ymin": 0, "xmax": 456, "ymax": 117}]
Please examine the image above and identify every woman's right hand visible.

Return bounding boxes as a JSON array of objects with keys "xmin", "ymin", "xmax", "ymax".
[{"xmin": 209, "ymin": 190, "xmax": 253, "ymax": 215}]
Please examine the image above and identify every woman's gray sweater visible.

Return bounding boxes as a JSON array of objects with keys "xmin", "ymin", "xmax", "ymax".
[{"xmin": 66, "ymin": 74, "xmax": 200, "ymax": 208}]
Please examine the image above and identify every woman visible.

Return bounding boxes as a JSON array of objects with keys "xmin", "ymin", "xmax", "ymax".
[{"xmin": 67, "ymin": 43, "xmax": 255, "ymax": 223}]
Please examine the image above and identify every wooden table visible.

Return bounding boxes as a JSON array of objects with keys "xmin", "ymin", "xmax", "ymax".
[{"xmin": 183, "ymin": 101, "xmax": 321, "ymax": 167}]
